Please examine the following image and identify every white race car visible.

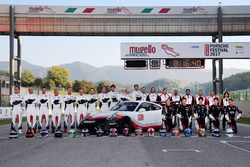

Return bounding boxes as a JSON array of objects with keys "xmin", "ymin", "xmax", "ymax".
[{"xmin": 79, "ymin": 101, "xmax": 163, "ymax": 134}]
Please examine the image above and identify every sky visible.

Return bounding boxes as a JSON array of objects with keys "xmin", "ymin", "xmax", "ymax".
[{"xmin": 0, "ymin": 0, "xmax": 250, "ymax": 70}]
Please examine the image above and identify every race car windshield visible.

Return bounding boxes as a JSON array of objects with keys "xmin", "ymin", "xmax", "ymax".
[{"xmin": 111, "ymin": 102, "xmax": 139, "ymax": 112}]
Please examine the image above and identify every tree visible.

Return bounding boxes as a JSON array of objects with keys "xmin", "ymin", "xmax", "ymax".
[
  {"xmin": 46, "ymin": 66, "xmax": 70, "ymax": 88},
  {"xmin": 97, "ymin": 81, "xmax": 110, "ymax": 93},
  {"xmin": 46, "ymin": 79, "xmax": 56, "ymax": 89},
  {"xmin": 21, "ymin": 70, "xmax": 35, "ymax": 87},
  {"xmin": 72, "ymin": 80, "xmax": 96, "ymax": 93},
  {"xmin": 34, "ymin": 77, "xmax": 44, "ymax": 88}
]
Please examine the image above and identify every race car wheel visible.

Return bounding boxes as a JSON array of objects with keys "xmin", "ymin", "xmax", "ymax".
[{"xmin": 120, "ymin": 117, "xmax": 133, "ymax": 132}]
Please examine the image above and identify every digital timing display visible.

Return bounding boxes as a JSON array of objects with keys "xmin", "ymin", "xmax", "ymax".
[{"xmin": 165, "ymin": 59, "xmax": 205, "ymax": 69}]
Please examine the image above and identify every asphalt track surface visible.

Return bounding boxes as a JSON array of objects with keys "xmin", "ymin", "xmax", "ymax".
[{"xmin": 0, "ymin": 123, "xmax": 250, "ymax": 167}]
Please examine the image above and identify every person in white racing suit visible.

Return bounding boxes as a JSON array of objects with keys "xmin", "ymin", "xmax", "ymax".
[
  {"xmin": 51, "ymin": 88, "xmax": 63, "ymax": 133},
  {"xmin": 141, "ymin": 87, "xmax": 148, "ymax": 101},
  {"xmin": 146, "ymin": 87, "xmax": 161, "ymax": 104},
  {"xmin": 63, "ymin": 87, "xmax": 76, "ymax": 132},
  {"xmin": 76, "ymin": 88, "xmax": 88, "ymax": 128},
  {"xmin": 24, "ymin": 87, "xmax": 37, "ymax": 132},
  {"xmin": 87, "ymin": 88, "xmax": 98, "ymax": 113},
  {"xmin": 131, "ymin": 84, "xmax": 142, "ymax": 101},
  {"xmin": 10, "ymin": 86, "xmax": 23, "ymax": 134},
  {"xmin": 108, "ymin": 84, "xmax": 120, "ymax": 109},
  {"xmin": 120, "ymin": 89, "xmax": 132, "ymax": 102},
  {"xmin": 195, "ymin": 90, "xmax": 208, "ymax": 106},
  {"xmin": 183, "ymin": 89, "xmax": 194, "ymax": 107},
  {"xmin": 160, "ymin": 88, "xmax": 171, "ymax": 105},
  {"xmin": 98, "ymin": 86, "xmax": 110, "ymax": 112},
  {"xmin": 37, "ymin": 87, "xmax": 50, "ymax": 131}
]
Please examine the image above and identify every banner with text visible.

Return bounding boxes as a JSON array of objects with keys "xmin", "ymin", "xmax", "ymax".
[{"xmin": 121, "ymin": 42, "xmax": 250, "ymax": 59}]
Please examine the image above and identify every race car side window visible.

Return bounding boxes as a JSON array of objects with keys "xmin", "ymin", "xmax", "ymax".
[
  {"xmin": 150, "ymin": 103, "xmax": 161, "ymax": 111},
  {"xmin": 136, "ymin": 102, "xmax": 151, "ymax": 112},
  {"xmin": 112, "ymin": 102, "xmax": 138, "ymax": 112}
]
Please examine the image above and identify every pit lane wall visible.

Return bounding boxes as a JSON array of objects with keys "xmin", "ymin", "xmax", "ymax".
[{"xmin": 235, "ymin": 101, "xmax": 250, "ymax": 117}]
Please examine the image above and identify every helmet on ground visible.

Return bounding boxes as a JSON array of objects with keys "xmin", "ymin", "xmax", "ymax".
[
  {"xmin": 226, "ymin": 128, "xmax": 234, "ymax": 138},
  {"xmin": 25, "ymin": 128, "xmax": 35, "ymax": 138},
  {"xmin": 109, "ymin": 128, "xmax": 118, "ymax": 137},
  {"xmin": 9, "ymin": 130, "xmax": 18, "ymax": 139},
  {"xmin": 54, "ymin": 130, "xmax": 63, "ymax": 138},
  {"xmin": 184, "ymin": 128, "xmax": 192, "ymax": 137},
  {"xmin": 122, "ymin": 128, "xmax": 130, "ymax": 136},
  {"xmin": 171, "ymin": 128, "xmax": 180, "ymax": 137},
  {"xmin": 40, "ymin": 129, "xmax": 49, "ymax": 138},
  {"xmin": 96, "ymin": 129, "xmax": 104, "ymax": 137},
  {"xmin": 198, "ymin": 128, "xmax": 206, "ymax": 137},
  {"xmin": 135, "ymin": 128, "xmax": 143, "ymax": 136},
  {"xmin": 159, "ymin": 128, "xmax": 167, "ymax": 137},
  {"xmin": 81, "ymin": 128, "xmax": 89, "ymax": 137},
  {"xmin": 68, "ymin": 129, "xmax": 76, "ymax": 138},
  {"xmin": 147, "ymin": 128, "xmax": 155, "ymax": 137},
  {"xmin": 211, "ymin": 128, "xmax": 221, "ymax": 137}
]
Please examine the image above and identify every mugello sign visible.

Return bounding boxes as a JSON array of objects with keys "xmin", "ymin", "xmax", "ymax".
[{"xmin": 121, "ymin": 42, "xmax": 250, "ymax": 59}]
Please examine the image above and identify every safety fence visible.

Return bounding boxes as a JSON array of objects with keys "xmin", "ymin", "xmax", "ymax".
[{"xmin": 230, "ymin": 89, "xmax": 250, "ymax": 101}]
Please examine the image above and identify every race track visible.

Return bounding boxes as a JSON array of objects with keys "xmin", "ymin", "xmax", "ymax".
[{"xmin": 0, "ymin": 123, "xmax": 249, "ymax": 167}]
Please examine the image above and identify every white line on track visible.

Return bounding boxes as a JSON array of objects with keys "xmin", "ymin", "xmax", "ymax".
[
  {"xmin": 220, "ymin": 140, "xmax": 250, "ymax": 153},
  {"xmin": 162, "ymin": 149, "xmax": 202, "ymax": 153}
]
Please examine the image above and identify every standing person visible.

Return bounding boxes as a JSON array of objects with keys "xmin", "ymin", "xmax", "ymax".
[
  {"xmin": 24, "ymin": 87, "xmax": 37, "ymax": 133},
  {"xmin": 131, "ymin": 84, "xmax": 142, "ymax": 101},
  {"xmin": 108, "ymin": 84, "xmax": 120, "ymax": 108},
  {"xmin": 98, "ymin": 86, "xmax": 110, "ymax": 112},
  {"xmin": 195, "ymin": 90, "xmax": 208, "ymax": 106},
  {"xmin": 51, "ymin": 88, "xmax": 63, "ymax": 133},
  {"xmin": 160, "ymin": 88, "xmax": 171, "ymax": 105},
  {"xmin": 224, "ymin": 99, "xmax": 242, "ymax": 133},
  {"xmin": 207, "ymin": 90, "xmax": 219, "ymax": 130},
  {"xmin": 87, "ymin": 88, "xmax": 98, "ymax": 113},
  {"xmin": 207, "ymin": 90, "xmax": 219, "ymax": 107},
  {"xmin": 146, "ymin": 87, "xmax": 161, "ymax": 104},
  {"xmin": 177, "ymin": 98, "xmax": 193, "ymax": 132},
  {"xmin": 170, "ymin": 89, "xmax": 181, "ymax": 127},
  {"xmin": 162, "ymin": 99, "xmax": 176, "ymax": 132},
  {"xmin": 141, "ymin": 87, "xmax": 148, "ymax": 101},
  {"xmin": 9, "ymin": 86, "xmax": 23, "ymax": 134},
  {"xmin": 120, "ymin": 89, "xmax": 132, "ymax": 101},
  {"xmin": 209, "ymin": 98, "xmax": 223, "ymax": 130},
  {"xmin": 221, "ymin": 91, "xmax": 230, "ymax": 130},
  {"xmin": 194, "ymin": 97, "xmax": 207, "ymax": 130},
  {"xmin": 63, "ymin": 87, "xmax": 76, "ymax": 133},
  {"xmin": 37, "ymin": 87, "xmax": 50, "ymax": 131},
  {"xmin": 171, "ymin": 89, "xmax": 181, "ymax": 106},
  {"xmin": 183, "ymin": 89, "xmax": 194, "ymax": 107},
  {"xmin": 76, "ymin": 88, "xmax": 88, "ymax": 129}
]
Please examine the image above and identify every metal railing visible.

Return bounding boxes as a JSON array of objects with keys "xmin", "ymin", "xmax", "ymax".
[{"xmin": 230, "ymin": 89, "xmax": 250, "ymax": 101}]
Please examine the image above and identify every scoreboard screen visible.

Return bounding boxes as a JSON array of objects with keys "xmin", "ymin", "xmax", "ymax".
[
  {"xmin": 124, "ymin": 59, "xmax": 148, "ymax": 70},
  {"xmin": 165, "ymin": 59, "xmax": 205, "ymax": 69}
]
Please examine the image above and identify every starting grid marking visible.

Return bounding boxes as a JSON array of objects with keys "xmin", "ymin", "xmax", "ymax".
[
  {"xmin": 220, "ymin": 140, "xmax": 250, "ymax": 153},
  {"xmin": 162, "ymin": 149, "xmax": 203, "ymax": 153}
]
